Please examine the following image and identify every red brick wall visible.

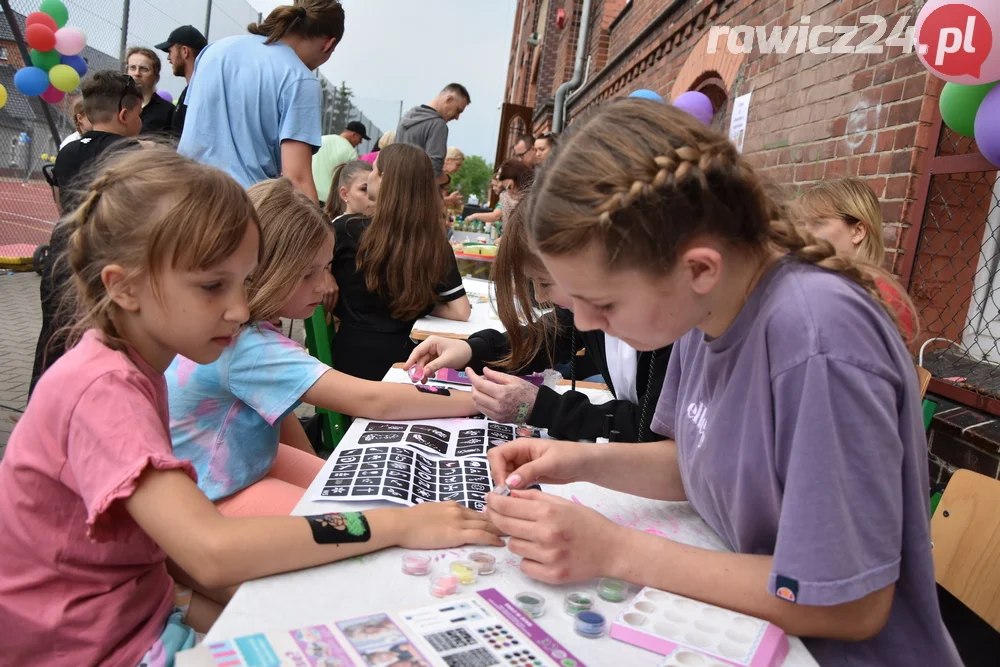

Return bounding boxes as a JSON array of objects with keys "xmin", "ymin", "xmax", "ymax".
[
  {"xmin": 1, "ymin": 40, "xmax": 26, "ymax": 68},
  {"xmin": 528, "ymin": 0, "xmax": 932, "ymax": 276}
]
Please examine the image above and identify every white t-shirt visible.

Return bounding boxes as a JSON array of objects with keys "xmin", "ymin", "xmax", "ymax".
[
  {"xmin": 59, "ymin": 131, "xmax": 80, "ymax": 150},
  {"xmin": 604, "ymin": 333, "xmax": 638, "ymax": 404}
]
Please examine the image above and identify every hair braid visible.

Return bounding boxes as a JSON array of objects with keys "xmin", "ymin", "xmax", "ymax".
[{"xmin": 765, "ymin": 217, "xmax": 902, "ymax": 332}]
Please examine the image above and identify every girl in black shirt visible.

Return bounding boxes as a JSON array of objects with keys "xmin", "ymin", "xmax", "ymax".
[{"xmin": 331, "ymin": 144, "xmax": 471, "ymax": 380}]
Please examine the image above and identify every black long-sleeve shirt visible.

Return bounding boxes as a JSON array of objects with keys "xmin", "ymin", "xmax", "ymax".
[{"xmin": 465, "ymin": 308, "xmax": 671, "ymax": 442}]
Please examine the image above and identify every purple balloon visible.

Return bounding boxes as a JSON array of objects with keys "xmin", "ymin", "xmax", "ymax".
[
  {"xmin": 156, "ymin": 89, "xmax": 173, "ymax": 103},
  {"xmin": 59, "ymin": 54, "xmax": 87, "ymax": 77},
  {"xmin": 976, "ymin": 86, "xmax": 1000, "ymax": 167},
  {"xmin": 673, "ymin": 91, "xmax": 715, "ymax": 125}
]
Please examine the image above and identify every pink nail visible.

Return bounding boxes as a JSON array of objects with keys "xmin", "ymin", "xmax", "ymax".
[{"xmin": 506, "ymin": 474, "xmax": 522, "ymax": 488}]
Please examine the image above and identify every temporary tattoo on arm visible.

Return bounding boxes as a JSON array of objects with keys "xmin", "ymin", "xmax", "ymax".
[
  {"xmin": 415, "ymin": 384, "xmax": 451, "ymax": 396},
  {"xmin": 306, "ymin": 512, "xmax": 372, "ymax": 545},
  {"xmin": 515, "ymin": 401, "xmax": 531, "ymax": 424}
]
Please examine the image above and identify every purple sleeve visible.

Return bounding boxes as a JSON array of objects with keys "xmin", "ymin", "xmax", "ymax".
[{"xmin": 769, "ymin": 355, "xmax": 903, "ymax": 606}]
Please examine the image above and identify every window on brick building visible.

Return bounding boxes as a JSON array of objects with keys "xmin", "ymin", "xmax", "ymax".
[
  {"xmin": 0, "ymin": 46, "xmax": 9, "ymax": 62},
  {"xmin": 692, "ymin": 74, "xmax": 729, "ymax": 133}
]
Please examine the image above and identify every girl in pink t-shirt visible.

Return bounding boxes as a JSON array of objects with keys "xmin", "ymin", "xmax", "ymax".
[{"xmin": 0, "ymin": 147, "xmax": 501, "ymax": 667}]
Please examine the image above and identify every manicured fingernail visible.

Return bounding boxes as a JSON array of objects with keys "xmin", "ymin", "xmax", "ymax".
[{"xmin": 506, "ymin": 474, "xmax": 522, "ymax": 487}]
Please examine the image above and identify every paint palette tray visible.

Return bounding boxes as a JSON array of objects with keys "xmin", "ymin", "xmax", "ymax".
[{"xmin": 610, "ymin": 587, "xmax": 788, "ymax": 667}]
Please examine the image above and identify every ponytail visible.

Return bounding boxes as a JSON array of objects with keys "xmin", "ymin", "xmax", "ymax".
[{"xmin": 248, "ymin": 0, "xmax": 345, "ymax": 45}]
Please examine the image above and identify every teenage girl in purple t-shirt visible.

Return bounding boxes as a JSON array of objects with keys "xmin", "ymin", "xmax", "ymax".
[{"xmin": 484, "ymin": 100, "xmax": 960, "ymax": 666}]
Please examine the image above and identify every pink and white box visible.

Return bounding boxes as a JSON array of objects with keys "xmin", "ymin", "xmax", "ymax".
[{"xmin": 609, "ymin": 587, "xmax": 789, "ymax": 667}]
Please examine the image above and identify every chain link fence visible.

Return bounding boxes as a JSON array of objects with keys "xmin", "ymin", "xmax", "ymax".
[
  {"xmin": 317, "ymin": 75, "xmax": 383, "ymax": 156},
  {"xmin": 908, "ymin": 124, "xmax": 1000, "ymax": 415}
]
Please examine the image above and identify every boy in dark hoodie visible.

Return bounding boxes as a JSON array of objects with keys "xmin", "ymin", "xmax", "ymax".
[{"xmin": 396, "ymin": 83, "xmax": 470, "ymax": 176}]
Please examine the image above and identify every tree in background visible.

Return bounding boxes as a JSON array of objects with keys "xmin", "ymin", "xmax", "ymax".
[
  {"xmin": 448, "ymin": 155, "xmax": 493, "ymax": 201},
  {"xmin": 322, "ymin": 80, "xmax": 354, "ymax": 135}
]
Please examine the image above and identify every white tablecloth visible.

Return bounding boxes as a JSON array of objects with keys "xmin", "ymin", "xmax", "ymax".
[
  {"xmin": 412, "ymin": 276, "xmax": 506, "ymax": 338},
  {"xmin": 200, "ymin": 370, "xmax": 818, "ymax": 667}
]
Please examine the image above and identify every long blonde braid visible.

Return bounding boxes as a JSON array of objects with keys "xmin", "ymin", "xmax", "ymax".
[{"xmin": 528, "ymin": 98, "xmax": 910, "ymax": 338}]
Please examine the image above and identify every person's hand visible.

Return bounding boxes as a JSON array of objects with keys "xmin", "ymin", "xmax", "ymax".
[
  {"xmin": 466, "ymin": 367, "xmax": 539, "ymax": 423},
  {"xmin": 394, "ymin": 502, "xmax": 503, "ymax": 549},
  {"xmin": 486, "ymin": 438, "xmax": 595, "ymax": 488},
  {"xmin": 403, "ymin": 336, "xmax": 474, "ymax": 380},
  {"xmin": 466, "ymin": 213, "xmax": 481, "ymax": 223},
  {"xmin": 444, "ymin": 191, "xmax": 464, "ymax": 208},
  {"xmin": 322, "ymin": 275, "xmax": 339, "ymax": 313},
  {"xmin": 486, "ymin": 490, "xmax": 627, "ymax": 584}
]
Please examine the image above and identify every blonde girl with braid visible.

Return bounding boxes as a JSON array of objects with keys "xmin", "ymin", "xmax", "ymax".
[
  {"xmin": 0, "ymin": 148, "xmax": 501, "ymax": 667},
  {"xmin": 484, "ymin": 100, "xmax": 959, "ymax": 667}
]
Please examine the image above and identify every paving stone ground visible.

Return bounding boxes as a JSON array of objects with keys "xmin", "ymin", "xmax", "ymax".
[
  {"xmin": 0, "ymin": 271, "xmax": 312, "ymax": 459},
  {"xmin": 0, "ymin": 271, "xmax": 41, "ymax": 458}
]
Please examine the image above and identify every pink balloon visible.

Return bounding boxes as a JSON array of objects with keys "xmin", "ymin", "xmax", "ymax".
[
  {"xmin": 40, "ymin": 84, "xmax": 64, "ymax": 104},
  {"xmin": 915, "ymin": 0, "xmax": 1000, "ymax": 85},
  {"xmin": 673, "ymin": 91, "xmax": 715, "ymax": 125},
  {"xmin": 54, "ymin": 26, "xmax": 86, "ymax": 57}
]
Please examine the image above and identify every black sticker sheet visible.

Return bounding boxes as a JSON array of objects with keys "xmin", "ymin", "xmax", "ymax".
[
  {"xmin": 315, "ymin": 445, "xmax": 493, "ymax": 510},
  {"xmin": 338, "ymin": 418, "xmax": 528, "ymax": 458}
]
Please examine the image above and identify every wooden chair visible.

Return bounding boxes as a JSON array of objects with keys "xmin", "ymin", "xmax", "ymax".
[
  {"xmin": 917, "ymin": 365, "xmax": 938, "ymax": 432},
  {"xmin": 302, "ymin": 306, "xmax": 347, "ymax": 453},
  {"xmin": 931, "ymin": 469, "xmax": 1000, "ymax": 631}
]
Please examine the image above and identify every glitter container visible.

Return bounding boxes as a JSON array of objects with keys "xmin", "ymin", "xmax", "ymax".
[
  {"xmin": 468, "ymin": 552, "xmax": 496, "ymax": 575},
  {"xmin": 515, "ymin": 425, "xmax": 536, "ymax": 438},
  {"xmin": 598, "ymin": 578, "xmax": 629, "ymax": 602},
  {"xmin": 449, "ymin": 560, "xmax": 479, "ymax": 585},
  {"xmin": 563, "ymin": 591, "xmax": 594, "ymax": 615},
  {"xmin": 574, "ymin": 611, "xmax": 607, "ymax": 638},
  {"xmin": 429, "ymin": 574, "xmax": 459, "ymax": 598},
  {"xmin": 401, "ymin": 553, "xmax": 431, "ymax": 576},
  {"xmin": 514, "ymin": 591, "xmax": 546, "ymax": 618},
  {"xmin": 407, "ymin": 365, "xmax": 425, "ymax": 382}
]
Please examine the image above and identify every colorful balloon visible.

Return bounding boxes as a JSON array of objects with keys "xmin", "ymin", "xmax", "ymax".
[
  {"xmin": 915, "ymin": 0, "xmax": 1000, "ymax": 85},
  {"xmin": 975, "ymin": 86, "xmax": 1000, "ymax": 167},
  {"xmin": 60, "ymin": 54, "xmax": 88, "ymax": 77},
  {"xmin": 40, "ymin": 85, "xmax": 65, "ymax": 104},
  {"xmin": 25, "ymin": 24, "xmax": 56, "ymax": 52},
  {"xmin": 673, "ymin": 91, "xmax": 715, "ymax": 125},
  {"xmin": 157, "ymin": 89, "xmax": 173, "ymax": 103},
  {"xmin": 54, "ymin": 27, "xmax": 86, "ymax": 57},
  {"xmin": 0, "ymin": 83, "xmax": 7, "ymax": 111},
  {"xmin": 29, "ymin": 48, "xmax": 60, "ymax": 72},
  {"xmin": 25, "ymin": 11, "xmax": 58, "ymax": 32},
  {"xmin": 39, "ymin": 0, "xmax": 69, "ymax": 29},
  {"xmin": 48, "ymin": 64, "xmax": 80, "ymax": 93},
  {"xmin": 629, "ymin": 89, "xmax": 664, "ymax": 103},
  {"xmin": 13, "ymin": 67, "xmax": 50, "ymax": 96},
  {"xmin": 940, "ymin": 81, "xmax": 998, "ymax": 137}
]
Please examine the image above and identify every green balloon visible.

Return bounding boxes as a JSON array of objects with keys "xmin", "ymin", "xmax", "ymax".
[
  {"xmin": 940, "ymin": 82, "xmax": 998, "ymax": 138},
  {"xmin": 29, "ymin": 49, "xmax": 60, "ymax": 72},
  {"xmin": 39, "ymin": 0, "xmax": 68, "ymax": 29}
]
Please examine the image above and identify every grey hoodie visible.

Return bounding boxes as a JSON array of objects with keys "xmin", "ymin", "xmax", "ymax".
[{"xmin": 395, "ymin": 105, "xmax": 448, "ymax": 176}]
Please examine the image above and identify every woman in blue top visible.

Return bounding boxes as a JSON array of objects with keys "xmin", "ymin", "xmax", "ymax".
[{"xmin": 179, "ymin": 1, "xmax": 344, "ymax": 201}]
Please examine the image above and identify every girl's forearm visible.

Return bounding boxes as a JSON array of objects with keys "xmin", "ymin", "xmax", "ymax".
[
  {"xmin": 586, "ymin": 442, "xmax": 686, "ymax": 501},
  {"xmin": 605, "ymin": 530, "xmax": 893, "ymax": 641},
  {"xmin": 371, "ymin": 384, "xmax": 477, "ymax": 420}
]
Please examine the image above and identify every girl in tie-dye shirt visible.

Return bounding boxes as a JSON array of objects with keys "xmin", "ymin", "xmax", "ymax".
[
  {"xmin": 0, "ymin": 149, "xmax": 501, "ymax": 667},
  {"xmin": 166, "ymin": 178, "xmax": 482, "ymax": 517}
]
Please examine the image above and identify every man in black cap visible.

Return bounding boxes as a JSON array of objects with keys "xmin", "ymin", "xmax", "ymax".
[
  {"xmin": 156, "ymin": 25, "xmax": 208, "ymax": 138},
  {"xmin": 312, "ymin": 121, "xmax": 370, "ymax": 203}
]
